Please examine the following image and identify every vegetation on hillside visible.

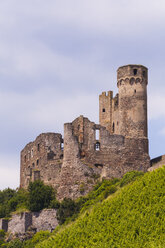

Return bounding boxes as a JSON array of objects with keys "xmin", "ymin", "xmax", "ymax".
[
  {"xmin": 0, "ymin": 180, "xmax": 57, "ymax": 218},
  {"xmin": 36, "ymin": 167, "xmax": 165, "ymax": 248},
  {"xmin": 0, "ymin": 168, "xmax": 165, "ymax": 247}
]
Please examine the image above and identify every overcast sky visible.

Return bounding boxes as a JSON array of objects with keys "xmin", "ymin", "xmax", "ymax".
[{"xmin": 0, "ymin": 0, "xmax": 165, "ymax": 190}]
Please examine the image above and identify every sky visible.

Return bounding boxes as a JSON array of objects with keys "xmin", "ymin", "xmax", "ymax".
[{"xmin": 0, "ymin": 0, "xmax": 165, "ymax": 190}]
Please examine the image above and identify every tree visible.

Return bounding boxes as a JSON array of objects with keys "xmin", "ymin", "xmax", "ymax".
[{"xmin": 28, "ymin": 180, "xmax": 55, "ymax": 212}]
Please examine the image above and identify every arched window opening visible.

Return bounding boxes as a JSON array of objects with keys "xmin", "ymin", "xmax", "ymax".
[
  {"xmin": 133, "ymin": 69, "xmax": 137, "ymax": 75},
  {"xmin": 102, "ymin": 108, "xmax": 105, "ymax": 112},
  {"xmin": 95, "ymin": 142, "xmax": 100, "ymax": 151}
]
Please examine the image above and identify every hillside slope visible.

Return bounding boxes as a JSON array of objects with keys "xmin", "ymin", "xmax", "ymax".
[{"xmin": 36, "ymin": 167, "xmax": 165, "ymax": 248}]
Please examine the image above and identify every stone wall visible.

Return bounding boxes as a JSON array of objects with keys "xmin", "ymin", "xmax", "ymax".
[
  {"xmin": 57, "ymin": 116, "xmax": 150, "ymax": 200},
  {"xmin": 0, "ymin": 219, "xmax": 8, "ymax": 232},
  {"xmin": 32, "ymin": 209, "xmax": 58, "ymax": 232},
  {"xmin": 8, "ymin": 212, "xmax": 32, "ymax": 234},
  {"xmin": 148, "ymin": 155, "xmax": 165, "ymax": 171},
  {"xmin": 1, "ymin": 209, "xmax": 58, "ymax": 234},
  {"xmin": 20, "ymin": 133, "xmax": 63, "ymax": 189}
]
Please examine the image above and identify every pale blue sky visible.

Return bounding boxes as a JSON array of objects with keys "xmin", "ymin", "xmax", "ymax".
[{"xmin": 0, "ymin": 0, "xmax": 165, "ymax": 189}]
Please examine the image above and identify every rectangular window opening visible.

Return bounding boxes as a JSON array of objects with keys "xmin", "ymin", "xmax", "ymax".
[{"xmin": 95, "ymin": 129, "xmax": 100, "ymax": 140}]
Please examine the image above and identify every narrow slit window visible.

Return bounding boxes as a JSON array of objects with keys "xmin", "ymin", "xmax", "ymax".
[
  {"xmin": 37, "ymin": 144, "xmax": 40, "ymax": 152},
  {"xmin": 134, "ymin": 89, "xmax": 136, "ymax": 93},
  {"xmin": 102, "ymin": 108, "xmax": 105, "ymax": 112},
  {"xmin": 95, "ymin": 129, "xmax": 100, "ymax": 140},
  {"xmin": 24, "ymin": 155, "xmax": 26, "ymax": 162},
  {"xmin": 37, "ymin": 159, "xmax": 39, "ymax": 166},
  {"xmin": 112, "ymin": 122, "xmax": 115, "ymax": 133}
]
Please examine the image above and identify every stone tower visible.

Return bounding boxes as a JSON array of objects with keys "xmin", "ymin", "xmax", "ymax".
[
  {"xmin": 117, "ymin": 64, "xmax": 148, "ymax": 139},
  {"xmin": 99, "ymin": 65, "xmax": 148, "ymax": 138},
  {"xmin": 99, "ymin": 91, "xmax": 113, "ymax": 133}
]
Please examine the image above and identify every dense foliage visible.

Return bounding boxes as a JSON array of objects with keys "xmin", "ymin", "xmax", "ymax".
[
  {"xmin": 0, "ymin": 180, "xmax": 58, "ymax": 218},
  {"xmin": 28, "ymin": 180, "xmax": 55, "ymax": 212},
  {"xmin": 1, "ymin": 169, "xmax": 165, "ymax": 247},
  {"xmin": 0, "ymin": 188, "xmax": 28, "ymax": 218},
  {"xmin": 35, "ymin": 167, "xmax": 165, "ymax": 248}
]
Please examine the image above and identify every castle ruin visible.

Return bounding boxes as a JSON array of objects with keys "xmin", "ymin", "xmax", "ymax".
[{"xmin": 20, "ymin": 65, "xmax": 150, "ymax": 200}]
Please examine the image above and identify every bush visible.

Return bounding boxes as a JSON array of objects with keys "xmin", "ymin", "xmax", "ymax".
[
  {"xmin": 28, "ymin": 180, "xmax": 55, "ymax": 212},
  {"xmin": 6, "ymin": 239, "xmax": 22, "ymax": 248},
  {"xmin": 120, "ymin": 171, "xmax": 144, "ymax": 187},
  {"xmin": 0, "ymin": 229, "xmax": 6, "ymax": 246},
  {"xmin": 49, "ymin": 199, "xmax": 60, "ymax": 209},
  {"xmin": 23, "ymin": 231, "xmax": 51, "ymax": 248},
  {"xmin": 56, "ymin": 198, "xmax": 78, "ymax": 225}
]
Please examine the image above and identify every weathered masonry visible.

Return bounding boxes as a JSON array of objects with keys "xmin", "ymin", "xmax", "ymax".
[{"xmin": 20, "ymin": 65, "xmax": 151, "ymax": 200}]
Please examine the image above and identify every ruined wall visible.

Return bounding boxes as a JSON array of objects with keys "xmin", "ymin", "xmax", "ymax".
[
  {"xmin": 148, "ymin": 155, "xmax": 165, "ymax": 171},
  {"xmin": 99, "ymin": 91, "xmax": 120, "ymax": 135},
  {"xmin": 0, "ymin": 219, "xmax": 8, "ymax": 232},
  {"xmin": 32, "ymin": 209, "xmax": 58, "ymax": 232},
  {"xmin": 99, "ymin": 91, "xmax": 113, "ymax": 133},
  {"xmin": 57, "ymin": 116, "xmax": 150, "ymax": 200},
  {"xmin": 8, "ymin": 212, "xmax": 32, "ymax": 234},
  {"xmin": 3, "ymin": 210, "xmax": 58, "ymax": 234},
  {"xmin": 20, "ymin": 133, "xmax": 63, "ymax": 189}
]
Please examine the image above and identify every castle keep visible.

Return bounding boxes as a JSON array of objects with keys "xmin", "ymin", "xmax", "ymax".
[{"xmin": 20, "ymin": 65, "xmax": 150, "ymax": 200}]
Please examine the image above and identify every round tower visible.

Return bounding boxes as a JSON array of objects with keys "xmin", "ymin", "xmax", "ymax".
[{"xmin": 117, "ymin": 64, "xmax": 148, "ymax": 139}]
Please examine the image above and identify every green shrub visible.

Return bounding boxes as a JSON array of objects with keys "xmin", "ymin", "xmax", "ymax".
[
  {"xmin": 28, "ymin": 180, "xmax": 55, "ymax": 212},
  {"xmin": 49, "ymin": 199, "xmax": 60, "ymax": 209},
  {"xmin": 103, "ymin": 185, "xmax": 117, "ymax": 199},
  {"xmin": 56, "ymin": 198, "xmax": 78, "ymax": 225},
  {"xmin": 6, "ymin": 239, "xmax": 23, "ymax": 248},
  {"xmin": 120, "ymin": 170, "xmax": 144, "ymax": 187},
  {"xmin": 0, "ymin": 229, "xmax": 6, "ymax": 246},
  {"xmin": 23, "ymin": 231, "xmax": 51, "ymax": 248}
]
